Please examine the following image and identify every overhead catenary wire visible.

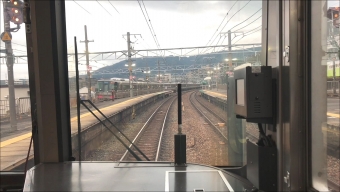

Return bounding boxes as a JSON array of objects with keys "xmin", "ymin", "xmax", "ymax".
[
  {"xmin": 233, "ymin": 15, "xmax": 262, "ymax": 32},
  {"xmin": 108, "ymin": 0, "xmax": 120, "ymax": 14},
  {"xmin": 219, "ymin": 0, "xmax": 252, "ymax": 35},
  {"xmin": 73, "ymin": 0, "xmax": 91, "ymax": 14},
  {"xmin": 96, "ymin": 0, "xmax": 112, "ymax": 16},
  {"xmin": 139, "ymin": 37, "xmax": 161, "ymax": 57},
  {"xmin": 231, "ymin": 29, "xmax": 261, "ymax": 46},
  {"xmin": 201, "ymin": 0, "xmax": 252, "ymax": 54},
  {"xmin": 242, "ymin": 25, "xmax": 262, "ymax": 35},
  {"xmin": 216, "ymin": 35, "xmax": 235, "ymax": 52},
  {"xmin": 141, "ymin": 1, "xmax": 161, "ymax": 49},
  {"xmin": 202, "ymin": 0, "xmax": 239, "ymax": 48},
  {"xmin": 229, "ymin": 8, "xmax": 262, "ymax": 31},
  {"xmin": 208, "ymin": 0, "xmax": 252, "ymax": 47},
  {"xmin": 137, "ymin": 0, "xmax": 166, "ymax": 63},
  {"xmin": 137, "ymin": 0, "xmax": 160, "ymax": 52},
  {"xmin": 231, "ymin": 26, "xmax": 262, "ymax": 46},
  {"xmin": 215, "ymin": 13, "xmax": 262, "ymax": 52},
  {"xmin": 216, "ymin": 25, "xmax": 261, "ymax": 52}
]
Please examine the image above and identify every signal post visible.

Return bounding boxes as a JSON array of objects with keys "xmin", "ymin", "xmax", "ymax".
[{"xmin": 2, "ymin": 0, "xmax": 24, "ymax": 131}]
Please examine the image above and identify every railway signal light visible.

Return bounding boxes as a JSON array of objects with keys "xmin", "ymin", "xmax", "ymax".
[
  {"xmin": 5, "ymin": 0, "xmax": 24, "ymax": 24},
  {"xmin": 327, "ymin": 7, "xmax": 340, "ymax": 28}
]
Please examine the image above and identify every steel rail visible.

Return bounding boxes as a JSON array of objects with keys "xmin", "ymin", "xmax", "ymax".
[
  {"xmin": 119, "ymin": 96, "xmax": 174, "ymax": 161},
  {"xmin": 189, "ymin": 91, "xmax": 228, "ymax": 141},
  {"xmin": 193, "ymin": 92, "xmax": 227, "ymax": 124},
  {"xmin": 155, "ymin": 97, "xmax": 176, "ymax": 161}
]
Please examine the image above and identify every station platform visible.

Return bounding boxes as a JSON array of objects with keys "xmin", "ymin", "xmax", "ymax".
[
  {"xmin": 0, "ymin": 91, "xmax": 171, "ymax": 171},
  {"xmin": 199, "ymin": 89, "xmax": 339, "ymax": 129},
  {"xmin": 199, "ymin": 89, "xmax": 228, "ymax": 111},
  {"xmin": 23, "ymin": 162, "xmax": 253, "ymax": 191},
  {"xmin": 200, "ymin": 88, "xmax": 227, "ymax": 101}
]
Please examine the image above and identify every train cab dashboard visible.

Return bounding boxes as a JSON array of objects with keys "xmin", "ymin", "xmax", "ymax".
[{"xmin": 23, "ymin": 162, "xmax": 254, "ymax": 192}]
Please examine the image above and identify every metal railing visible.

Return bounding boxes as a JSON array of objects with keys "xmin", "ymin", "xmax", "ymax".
[
  {"xmin": 327, "ymin": 81, "xmax": 340, "ymax": 95},
  {"xmin": 0, "ymin": 97, "xmax": 31, "ymax": 118},
  {"xmin": 17, "ymin": 97, "xmax": 31, "ymax": 114}
]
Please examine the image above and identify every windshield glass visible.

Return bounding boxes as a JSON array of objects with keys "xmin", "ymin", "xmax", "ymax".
[{"xmin": 66, "ymin": 1, "xmax": 262, "ymax": 166}]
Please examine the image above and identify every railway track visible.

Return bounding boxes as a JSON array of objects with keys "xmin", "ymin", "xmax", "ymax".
[
  {"xmin": 194, "ymin": 91, "xmax": 227, "ymax": 123},
  {"xmin": 189, "ymin": 91, "xmax": 228, "ymax": 141},
  {"xmin": 194, "ymin": 91, "xmax": 261, "ymax": 142},
  {"xmin": 120, "ymin": 95, "xmax": 176, "ymax": 161}
]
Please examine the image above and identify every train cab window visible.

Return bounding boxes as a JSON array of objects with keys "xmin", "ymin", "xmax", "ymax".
[
  {"xmin": 64, "ymin": 1, "xmax": 262, "ymax": 168},
  {"xmin": 311, "ymin": 0, "xmax": 339, "ymax": 191}
]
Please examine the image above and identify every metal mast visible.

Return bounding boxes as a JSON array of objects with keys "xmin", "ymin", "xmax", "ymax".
[{"xmin": 80, "ymin": 25, "xmax": 94, "ymax": 100}]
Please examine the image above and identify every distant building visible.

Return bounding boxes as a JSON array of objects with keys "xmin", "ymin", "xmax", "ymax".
[
  {"xmin": 4, "ymin": 79, "xmax": 29, "ymax": 86},
  {"xmin": 155, "ymin": 73, "xmax": 172, "ymax": 83}
]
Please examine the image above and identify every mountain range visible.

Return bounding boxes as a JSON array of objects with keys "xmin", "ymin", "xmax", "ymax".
[{"xmin": 92, "ymin": 47, "xmax": 262, "ymax": 80}]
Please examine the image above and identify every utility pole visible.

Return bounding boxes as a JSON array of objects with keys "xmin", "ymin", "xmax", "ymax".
[
  {"xmin": 228, "ymin": 30, "xmax": 232, "ymax": 72},
  {"xmin": 127, "ymin": 32, "xmax": 133, "ymax": 97},
  {"xmin": 80, "ymin": 25, "xmax": 94, "ymax": 101},
  {"xmin": 145, "ymin": 62, "xmax": 150, "ymax": 94},
  {"xmin": 215, "ymin": 63, "xmax": 220, "ymax": 91},
  {"xmin": 219, "ymin": 30, "xmax": 243, "ymax": 74},
  {"xmin": 122, "ymin": 32, "xmax": 142, "ymax": 97},
  {"xmin": 2, "ymin": 0, "xmax": 23, "ymax": 131},
  {"xmin": 157, "ymin": 60, "xmax": 161, "ymax": 90}
]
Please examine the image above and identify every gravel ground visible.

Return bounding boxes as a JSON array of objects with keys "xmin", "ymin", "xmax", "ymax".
[
  {"xmin": 123, "ymin": 96, "xmax": 176, "ymax": 161},
  {"xmin": 195, "ymin": 92, "xmax": 259, "ymax": 143},
  {"xmin": 85, "ymin": 97, "xmax": 171, "ymax": 161},
  {"xmin": 194, "ymin": 92, "xmax": 228, "ymax": 139},
  {"xmin": 328, "ymin": 156, "xmax": 340, "ymax": 186},
  {"xmin": 158, "ymin": 91, "xmax": 228, "ymax": 166}
]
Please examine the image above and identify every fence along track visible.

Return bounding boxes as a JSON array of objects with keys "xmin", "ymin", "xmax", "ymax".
[{"xmin": 0, "ymin": 97, "xmax": 31, "ymax": 122}]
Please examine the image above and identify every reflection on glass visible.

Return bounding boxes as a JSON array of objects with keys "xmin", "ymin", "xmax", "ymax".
[
  {"xmin": 311, "ymin": 0, "xmax": 339, "ymax": 191},
  {"xmin": 65, "ymin": 1, "xmax": 262, "ymax": 166},
  {"xmin": 236, "ymin": 79, "xmax": 245, "ymax": 106}
]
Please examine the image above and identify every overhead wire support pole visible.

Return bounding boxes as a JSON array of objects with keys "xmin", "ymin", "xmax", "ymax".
[
  {"xmin": 127, "ymin": 32, "xmax": 133, "ymax": 97},
  {"xmin": 219, "ymin": 30, "xmax": 243, "ymax": 72},
  {"xmin": 123, "ymin": 32, "xmax": 142, "ymax": 97},
  {"xmin": 228, "ymin": 30, "xmax": 232, "ymax": 72},
  {"xmin": 80, "ymin": 25, "xmax": 94, "ymax": 101}
]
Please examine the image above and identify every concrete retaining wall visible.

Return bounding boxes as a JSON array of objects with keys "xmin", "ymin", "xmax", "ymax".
[{"xmin": 199, "ymin": 91, "xmax": 228, "ymax": 112}]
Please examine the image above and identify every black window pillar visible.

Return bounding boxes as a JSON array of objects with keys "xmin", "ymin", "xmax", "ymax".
[{"xmin": 27, "ymin": 0, "xmax": 71, "ymax": 163}]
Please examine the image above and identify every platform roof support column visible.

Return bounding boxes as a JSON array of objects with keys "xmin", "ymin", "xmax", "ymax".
[{"xmin": 28, "ymin": 0, "xmax": 72, "ymax": 163}]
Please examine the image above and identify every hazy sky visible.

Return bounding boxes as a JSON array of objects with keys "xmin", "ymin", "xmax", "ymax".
[
  {"xmin": 0, "ymin": 1, "xmax": 264, "ymax": 79},
  {"xmin": 0, "ymin": 0, "xmax": 338, "ymax": 80}
]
